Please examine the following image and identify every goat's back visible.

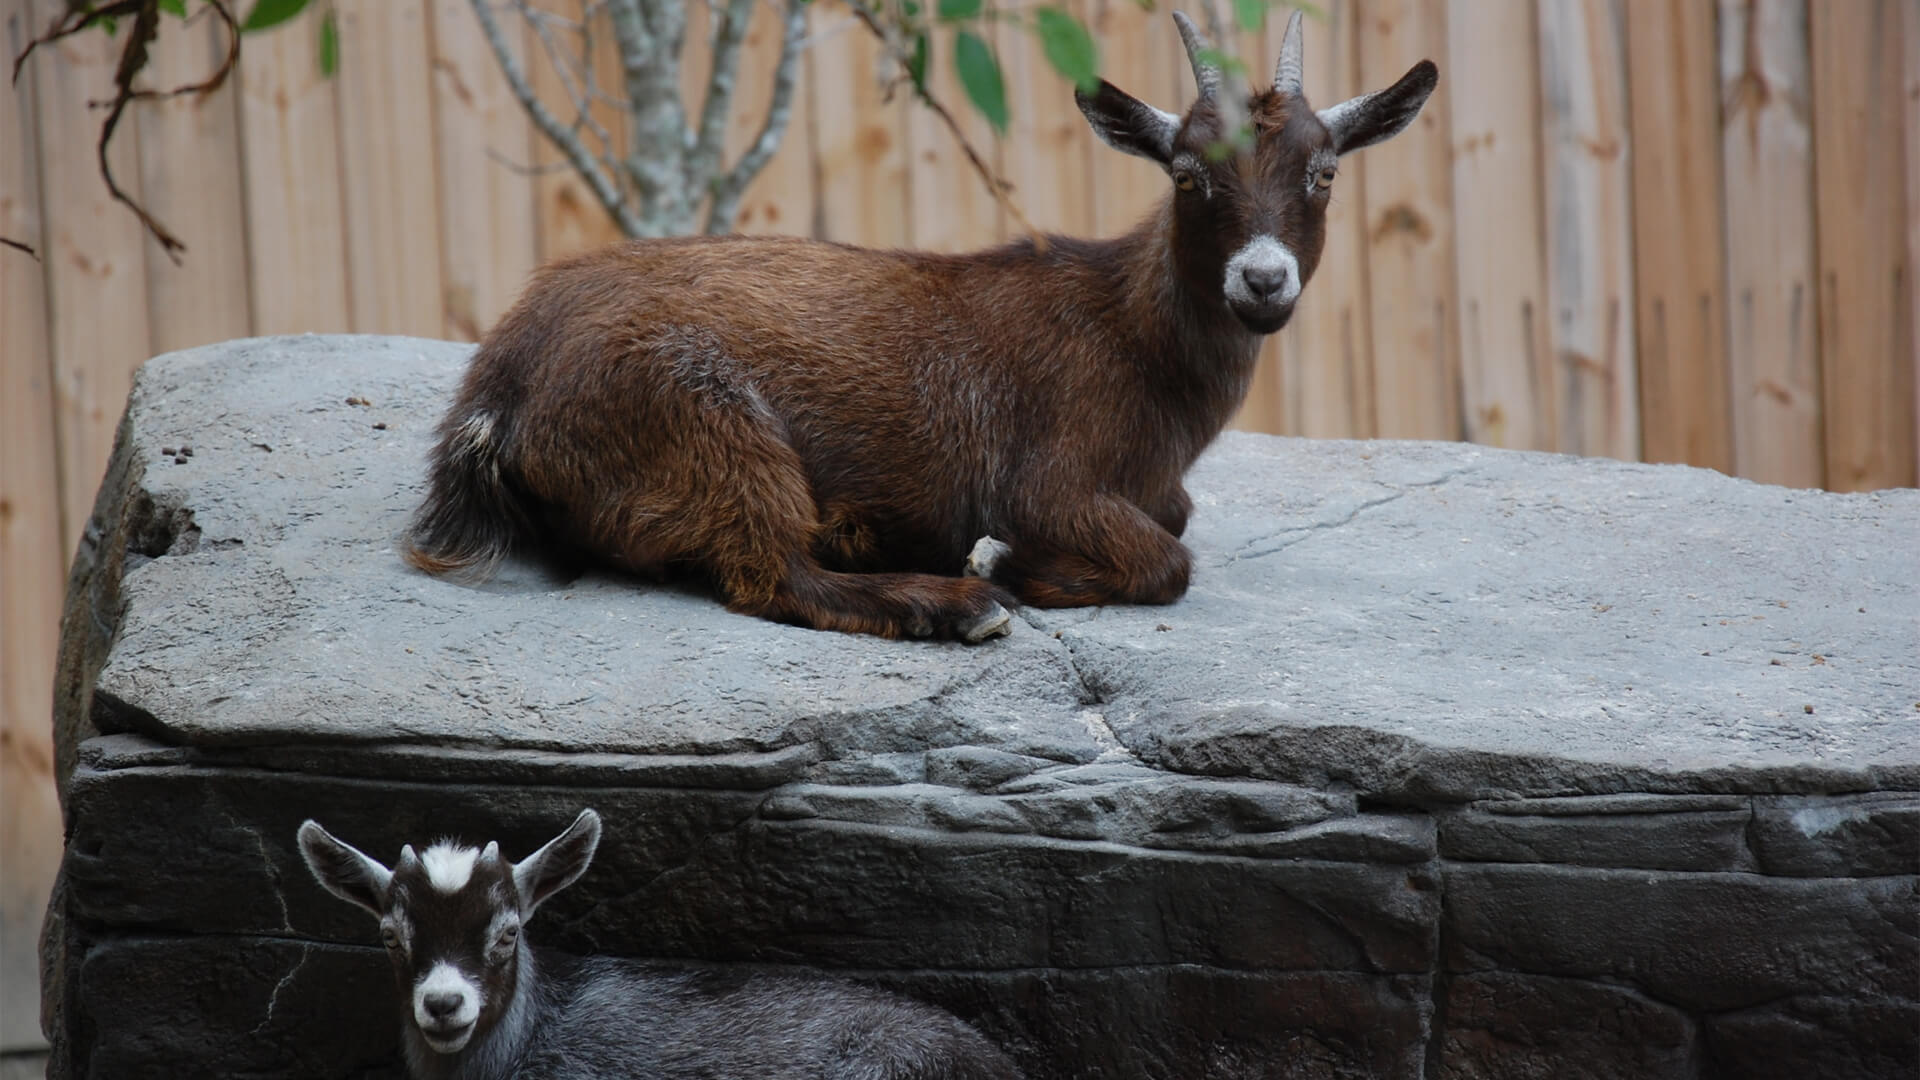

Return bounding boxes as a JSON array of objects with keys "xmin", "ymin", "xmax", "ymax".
[{"xmin": 518, "ymin": 953, "xmax": 1020, "ymax": 1079}]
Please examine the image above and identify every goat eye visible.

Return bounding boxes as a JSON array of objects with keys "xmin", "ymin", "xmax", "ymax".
[
  {"xmin": 1173, "ymin": 171, "xmax": 1197, "ymax": 192},
  {"xmin": 380, "ymin": 928, "xmax": 401, "ymax": 950},
  {"xmin": 1314, "ymin": 167, "xmax": 1336, "ymax": 190}
]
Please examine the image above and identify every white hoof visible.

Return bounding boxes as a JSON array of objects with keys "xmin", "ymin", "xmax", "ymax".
[
  {"xmin": 962, "ymin": 602, "xmax": 1013, "ymax": 643},
  {"xmin": 965, "ymin": 536, "xmax": 1012, "ymax": 579}
]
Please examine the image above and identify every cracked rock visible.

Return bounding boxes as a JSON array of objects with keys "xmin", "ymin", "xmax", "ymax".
[{"xmin": 43, "ymin": 336, "xmax": 1920, "ymax": 1079}]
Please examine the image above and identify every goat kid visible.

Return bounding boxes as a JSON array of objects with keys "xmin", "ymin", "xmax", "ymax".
[
  {"xmin": 299, "ymin": 808, "xmax": 1022, "ymax": 1079},
  {"xmin": 404, "ymin": 9, "xmax": 1437, "ymax": 642}
]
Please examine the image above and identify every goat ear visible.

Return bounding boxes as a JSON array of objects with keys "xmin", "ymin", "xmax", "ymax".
[
  {"xmin": 1075, "ymin": 80, "xmax": 1181, "ymax": 166},
  {"xmin": 512, "ymin": 808, "xmax": 602, "ymax": 913},
  {"xmin": 298, "ymin": 821, "xmax": 394, "ymax": 916},
  {"xmin": 1318, "ymin": 59, "xmax": 1438, "ymax": 155}
]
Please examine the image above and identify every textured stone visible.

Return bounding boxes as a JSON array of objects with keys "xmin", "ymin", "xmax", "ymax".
[
  {"xmin": 1438, "ymin": 794, "xmax": 1755, "ymax": 872},
  {"xmin": 43, "ymin": 336, "xmax": 1920, "ymax": 1079}
]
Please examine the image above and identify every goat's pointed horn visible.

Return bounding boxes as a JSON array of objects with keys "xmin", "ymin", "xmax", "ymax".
[
  {"xmin": 1173, "ymin": 11, "xmax": 1222, "ymax": 100},
  {"xmin": 1273, "ymin": 9, "xmax": 1304, "ymax": 95}
]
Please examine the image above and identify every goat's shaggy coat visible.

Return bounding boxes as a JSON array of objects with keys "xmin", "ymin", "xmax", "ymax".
[
  {"xmin": 298, "ymin": 810, "xmax": 1022, "ymax": 1080},
  {"xmin": 404, "ymin": 9, "xmax": 1437, "ymax": 641}
]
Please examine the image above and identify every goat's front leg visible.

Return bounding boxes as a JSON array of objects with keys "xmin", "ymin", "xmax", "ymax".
[{"xmin": 969, "ymin": 495, "xmax": 1191, "ymax": 609}]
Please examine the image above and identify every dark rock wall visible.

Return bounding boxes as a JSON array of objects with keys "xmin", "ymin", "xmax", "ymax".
[{"xmin": 53, "ymin": 735, "xmax": 1917, "ymax": 1080}]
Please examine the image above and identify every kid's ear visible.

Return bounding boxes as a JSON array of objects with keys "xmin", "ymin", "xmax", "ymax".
[
  {"xmin": 297, "ymin": 820, "xmax": 394, "ymax": 916},
  {"xmin": 1318, "ymin": 59, "xmax": 1439, "ymax": 155},
  {"xmin": 511, "ymin": 808, "xmax": 602, "ymax": 913},
  {"xmin": 1075, "ymin": 79, "xmax": 1182, "ymax": 167}
]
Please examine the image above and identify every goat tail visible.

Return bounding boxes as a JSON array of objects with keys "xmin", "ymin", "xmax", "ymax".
[{"xmin": 402, "ymin": 407, "xmax": 532, "ymax": 583}]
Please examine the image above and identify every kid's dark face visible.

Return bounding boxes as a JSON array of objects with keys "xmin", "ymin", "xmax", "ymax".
[
  {"xmin": 378, "ymin": 848, "xmax": 524, "ymax": 1055},
  {"xmin": 1167, "ymin": 94, "xmax": 1334, "ymax": 335}
]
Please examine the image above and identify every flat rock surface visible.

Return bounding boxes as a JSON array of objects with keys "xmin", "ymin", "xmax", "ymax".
[
  {"xmin": 88, "ymin": 334, "xmax": 1920, "ymax": 798},
  {"xmin": 45, "ymin": 335, "xmax": 1920, "ymax": 1080}
]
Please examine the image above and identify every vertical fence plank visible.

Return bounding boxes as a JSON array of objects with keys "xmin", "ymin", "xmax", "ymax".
[
  {"xmin": 429, "ymin": 0, "xmax": 540, "ymax": 340},
  {"xmin": 525, "ymin": 1, "xmax": 627, "ymax": 260},
  {"xmin": 1087, "ymin": 0, "xmax": 1182, "ymax": 239},
  {"xmin": 27, "ymin": 0, "xmax": 156, "ymax": 545},
  {"xmin": 1448, "ymin": 0, "xmax": 1553, "ymax": 450},
  {"xmin": 727, "ymin": 0, "xmax": 817, "ymax": 237},
  {"xmin": 1626, "ymin": 1, "xmax": 1732, "ymax": 472},
  {"xmin": 0, "ymin": 0, "xmax": 66, "ymax": 1052},
  {"xmin": 995, "ymin": 0, "xmax": 1094, "ymax": 237},
  {"xmin": 334, "ymin": 0, "xmax": 446, "ymax": 335},
  {"xmin": 1228, "ymin": 11, "xmax": 1287, "ymax": 436},
  {"xmin": 1809, "ymin": 0, "xmax": 1915, "ymax": 490},
  {"xmin": 1278, "ymin": 0, "xmax": 1375, "ymax": 440},
  {"xmin": 137, "ymin": 9, "xmax": 253, "ymax": 354},
  {"xmin": 908, "ymin": 26, "xmax": 1004, "ymax": 253},
  {"xmin": 1908, "ymin": 0, "xmax": 1920, "ymax": 481},
  {"xmin": 1537, "ymin": 0, "xmax": 1637, "ymax": 461},
  {"xmin": 1358, "ymin": 0, "xmax": 1459, "ymax": 441},
  {"xmin": 809, "ymin": 2, "xmax": 912, "ymax": 247},
  {"xmin": 236, "ymin": 12, "xmax": 351, "ymax": 335},
  {"xmin": 1718, "ymin": 0, "xmax": 1821, "ymax": 487}
]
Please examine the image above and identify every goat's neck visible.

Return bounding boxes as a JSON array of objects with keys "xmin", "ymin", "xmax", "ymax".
[
  {"xmin": 403, "ymin": 944, "xmax": 541, "ymax": 1080},
  {"xmin": 1111, "ymin": 203, "xmax": 1267, "ymax": 446}
]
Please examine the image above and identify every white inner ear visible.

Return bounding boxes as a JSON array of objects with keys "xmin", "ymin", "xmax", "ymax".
[{"xmin": 1086, "ymin": 100, "xmax": 1182, "ymax": 163}]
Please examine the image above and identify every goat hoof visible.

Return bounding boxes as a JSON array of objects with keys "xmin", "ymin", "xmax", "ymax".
[
  {"xmin": 965, "ymin": 536, "xmax": 1012, "ymax": 579},
  {"xmin": 961, "ymin": 602, "xmax": 1013, "ymax": 643}
]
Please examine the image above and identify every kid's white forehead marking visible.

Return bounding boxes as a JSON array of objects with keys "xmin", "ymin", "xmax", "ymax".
[{"xmin": 421, "ymin": 844, "xmax": 480, "ymax": 894}]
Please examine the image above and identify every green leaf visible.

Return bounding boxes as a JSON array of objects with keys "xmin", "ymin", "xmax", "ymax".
[
  {"xmin": 1194, "ymin": 46, "xmax": 1248, "ymax": 77},
  {"xmin": 953, "ymin": 31, "xmax": 1007, "ymax": 134},
  {"xmin": 99, "ymin": 14, "xmax": 118, "ymax": 35},
  {"xmin": 318, "ymin": 8, "xmax": 338, "ymax": 76},
  {"xmin": 242, "ymin": 0, "xmax": 310, "ymax": 32},
  {"xmin": 1033, "ymin": 7, "xmax": 1097, "ymax": 92},
  {"xmin": 1232, "ymin": 0, "xmax": 1264, "ymax": 33},
  {"xmin": 159, "ymin": 0, "xmax": 189, "ymax": 17},
  {"xmin": 937, "ymin": 0, "xmax": 981, "ymax": 20},
  {"xmin": 906, "ymin": 31, "xmax": 929, "ymax": 91}
]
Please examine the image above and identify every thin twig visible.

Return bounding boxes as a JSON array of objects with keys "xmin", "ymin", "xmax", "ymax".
[
  {"xmin": 470, "ymin": 0, "xmax": 644, "ymax": 234},
  {"xmin": 705, "ymin": 0, "xmax": 803, "ymax": 233},
  {"xmin": 844, "ymin": 1, "xmax": 1040, "ymax": 246},
  {"xmin": 1, "ymin": 236, "xmax": 38, "ymax": 259}
]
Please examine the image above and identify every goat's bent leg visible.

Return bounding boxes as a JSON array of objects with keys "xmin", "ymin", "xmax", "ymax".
[
  {"xmin": 984, "ymin": 495, "xmax": 1192, "ymax": 608},
  {"xmin": 591, "ymin": 398, "xmax": 1013, "ymax": 642}
]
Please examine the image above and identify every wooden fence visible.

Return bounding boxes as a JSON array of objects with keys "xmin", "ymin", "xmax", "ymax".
[{"xmin": 2, "ymin": 0, "xmax": 1917, "ymax": 1051}]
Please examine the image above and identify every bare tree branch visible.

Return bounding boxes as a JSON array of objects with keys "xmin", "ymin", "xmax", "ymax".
[
  {"xmin": 685, "ymin": 0, "xmax": 753, "ymax": 197},
  {"xmin": 469, "ymin": 0, "xmax": 644, "ymax": 234},
  {"xmin": 705, "ymin": 0, "xmax": 802, "ymax": 233}
]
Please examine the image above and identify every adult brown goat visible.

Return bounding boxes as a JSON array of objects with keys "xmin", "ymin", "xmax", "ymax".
[{"xmin": 405, "ymin": 9, "xmax": 1438, "ymax": 643}]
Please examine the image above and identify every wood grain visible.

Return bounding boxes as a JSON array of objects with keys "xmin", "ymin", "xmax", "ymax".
[
  {"xmin": 1448, "ymin": 0, "xmax": 1552, "ymax": 450},
  {"xmin": 908, "ymin": 26, "xmax": 1004, "ymax": 254},
  {"xmin": 1809, "ymin": 0, "xmax": 1915, "ymax": 490},
  {"xmin": 0, "ymin": 0, "xmax": 66, "ymax": 1051},
  {"xmin": 429, "ymin": 0, "xmax": 540, "ymax": 340},
  {"xmin": 1626, "ymin": 0, "xmax": 1732, "ymax": 471},
  {"xmin": 334, "ymin": 0, "xmax": 446, "ymax": 335},
  {"xmin": 726, "ymin": 0, "xmax": 817, "ymax": 237},
  {"xmin": 1278, "ymin": 0, "xmax": 1375, "ymax": 440},
  {"xmin": 236, "ymin": 8, "xmax": 352, "ymax": 335},
  {"xmin": 1718, "ymin": 0, "xmax": 1822, "ymax": 488},
  {"xmin": 1536, "ymin": 0, "xmax": 1637, "ymax": 461},
  {"xmin": 995, "ymin": 0, "xmax": 1094, "ymax": 237},
  {"xmin": 1358, "ymin": 0, "xmax": 1459, "ymax": 441},
  {"xmin": 136, "ymin": 8, "xmax": 253, "ymax": 354},
  {"xmin": 808, "ymin": 2, "xmax": 912, "ymax": 247},
  {"xmin": 26, "ymin": 0, "xmax": 156, "ymax": 545}
]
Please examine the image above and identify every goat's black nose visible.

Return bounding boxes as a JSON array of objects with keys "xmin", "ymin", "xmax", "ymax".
[
  {"xmin": 1242, "ymin": 265, "xmax": 1289, "ymax": 300},
  {"xmin": 424, "ymin": 993, "xmax": 464, "ymax": 1020}
]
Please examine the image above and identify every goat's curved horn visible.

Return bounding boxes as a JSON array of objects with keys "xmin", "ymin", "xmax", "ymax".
[
  {"xmin": 1273, "ymin": 9, "xmax": 1304, "ymax": 95},
  {"xmin": 1173, "ymin": 11, "xmax": 1222, "ymax": 100}
]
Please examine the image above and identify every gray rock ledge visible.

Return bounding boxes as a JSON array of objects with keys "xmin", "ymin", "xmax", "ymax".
[{"xmin": 44, "ymin": 335, "xmax": 1920, "ymax": 1079}]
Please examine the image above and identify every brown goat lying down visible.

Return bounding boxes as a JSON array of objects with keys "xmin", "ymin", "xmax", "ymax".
[{"xmin": 405, "ymin": 9, "xmax": 1437, "ymax": 642}]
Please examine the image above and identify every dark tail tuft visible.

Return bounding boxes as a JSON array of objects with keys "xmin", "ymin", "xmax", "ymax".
[{"xmin": 402, "ymin": 409, "xmax": 531, "ymax": 582}]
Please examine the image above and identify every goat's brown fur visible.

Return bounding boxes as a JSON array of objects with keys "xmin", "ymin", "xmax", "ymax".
[{"xmin": 405, "ymin": 12, "xmax": 1438, "ymax": 641}]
